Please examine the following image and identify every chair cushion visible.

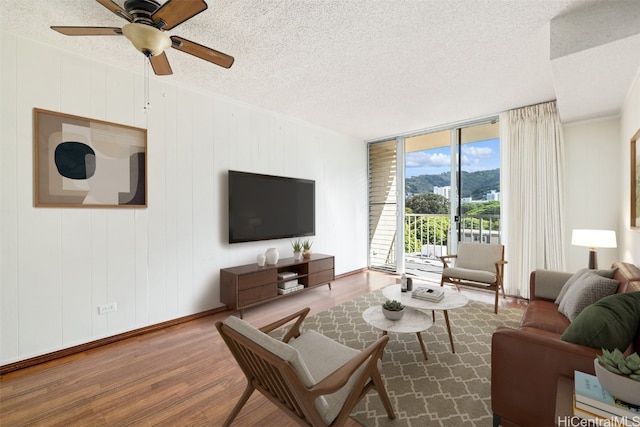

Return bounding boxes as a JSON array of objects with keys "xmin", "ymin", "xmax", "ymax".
[
  {"xmin": 557, "ymin": 272, "xmax": 619, "ymax": 321},
  {"xmin": 290, "ymin": 330, "xmax": 370, "ymax": 425},
  {"xmin": 222, "ymin": 316, "xmax": 316, "ymax": 387},
  {"xmin": 454, "ymin": 242, "xmax": 503, "ymax": 273},
  {"xmin": 554, "ymin": 268, "xmax": 618, "ymax": 305},
  {"xmin": 560, "ymin": 292, "xmax": 640, "ymax": 351},
  {"xmin": 443, "ymin": 267, "xmax": 497, "ymax": 284}
]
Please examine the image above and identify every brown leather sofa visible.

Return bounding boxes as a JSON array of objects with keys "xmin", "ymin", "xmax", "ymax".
[{"xmin": 491, "ymin": 261, "xmax": 640, "ymax": 427}]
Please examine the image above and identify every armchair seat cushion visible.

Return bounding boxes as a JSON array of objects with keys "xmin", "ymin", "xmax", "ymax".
[
  {"xmin": 443, "ymin": 267, "xmax": 496, "ymax": 284},
  {"xmin": 222, "ymin": 316, "xmax": 316, "ymax": 386},
  {"xmin": 291, "ymin": 330, "xmax": 372, "ymax": 424}
]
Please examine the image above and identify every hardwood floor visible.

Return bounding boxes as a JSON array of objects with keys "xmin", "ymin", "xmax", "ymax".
[{"xmin": 0, "ymin": 270, "xmax": 526, "ymax": 426}]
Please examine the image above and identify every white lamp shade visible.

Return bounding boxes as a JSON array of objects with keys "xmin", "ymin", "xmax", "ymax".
[{"xmin": 571, "ymin": 229, "xmax": 617, "ymax": 248}]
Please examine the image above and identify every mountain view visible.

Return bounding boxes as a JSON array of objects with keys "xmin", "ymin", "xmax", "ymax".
[{"xmin": 406, "ymin": 168, "xmax": 500, "ymax": 200}]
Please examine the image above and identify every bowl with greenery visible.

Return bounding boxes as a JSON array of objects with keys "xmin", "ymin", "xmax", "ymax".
[
  {"xmin": 595, "ymin": 349, "xmax": 640, "ymax": 405},
  {"xmin": 382, "ymin": 299, "xmax": 405, "ymax": 320}
]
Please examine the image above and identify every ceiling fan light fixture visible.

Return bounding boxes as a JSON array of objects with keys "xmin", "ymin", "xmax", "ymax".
[{"xmin": 122, "ymin": 23, "xmax": 171, "ymax": 57}]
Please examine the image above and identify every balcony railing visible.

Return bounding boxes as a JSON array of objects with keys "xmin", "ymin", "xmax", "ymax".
[{"xmin": 405, "ymin": 213, "xmax": 501, "ymax": 259}]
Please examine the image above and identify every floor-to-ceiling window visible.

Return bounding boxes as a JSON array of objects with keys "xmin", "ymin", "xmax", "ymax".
[{"xmin": 368, "ymin": 119, "xmax": 500, "ymax": 279}]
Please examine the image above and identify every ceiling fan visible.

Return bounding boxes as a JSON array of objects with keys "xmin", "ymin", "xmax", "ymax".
[{"xmin": 51, "ymin": 0, "xmax": 234, "ymax": 76}]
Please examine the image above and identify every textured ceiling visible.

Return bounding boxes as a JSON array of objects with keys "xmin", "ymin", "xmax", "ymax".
[{"xmin": 1, "ymin": 0, "xmax": 639, "ymax": 140}]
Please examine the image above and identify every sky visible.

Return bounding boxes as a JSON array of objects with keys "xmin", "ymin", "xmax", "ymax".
[{"xmin": 405, "ymin": 138, "xmax": 500, "ymax": 178}]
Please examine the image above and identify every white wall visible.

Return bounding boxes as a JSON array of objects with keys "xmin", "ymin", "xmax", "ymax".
[
  {"xmin": 0, "ymin": 33, "xmax": 367, "ymax": 365},
  {"xmin": 562, "ymin": 117, "xmax": 621, "ymax": 272},
  {"xmin": 619, "ymin": 73, "xmax": 640, "ymax": 265}
]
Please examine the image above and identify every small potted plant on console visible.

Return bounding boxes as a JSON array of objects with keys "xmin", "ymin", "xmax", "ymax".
[
  {"xmin": 302, "ymin": 239, "xmax": 313, "ymax": 259},
  {"xmin": 382, "ymin": 299, "xmax": 405, "ymax": 320},
  {"xmin": 291, "ymin": 239, "xmax": 303, "ymax": 260}
]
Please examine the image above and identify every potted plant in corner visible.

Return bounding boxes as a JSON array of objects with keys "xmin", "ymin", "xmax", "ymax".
[
  {"xmin": 302, "ymin": 239, "xmax": 313, "ymax": 259},
  {"xmin": 382, "ymin": 299, "xmax": 405, "ymax": 320},
  {"xmin": 291, "ymin": 239, "xmax": 303, "ymax": 261}
]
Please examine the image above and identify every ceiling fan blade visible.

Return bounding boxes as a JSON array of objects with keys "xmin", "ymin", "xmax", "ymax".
[
  {"xmin": 170, "ymin": 36, "xmax": 234, "ymax": 69},
  {"xmin": 95, "ymin": 0, "xmax": 133, "ymax": 22},
  {"xmin": 149, "ymin": 52, "xmax": 173, "ymax": 76},
  {"xmin": 152, "ymin": 0, "xmax": 208, "ymax": 31},
  {"xmin": 51, "ymin": 26, "xmax": 123, "ymax": 36}
]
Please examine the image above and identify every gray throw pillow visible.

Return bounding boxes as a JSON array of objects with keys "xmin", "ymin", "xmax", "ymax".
[
  {"xmin": 555, "ymin": 268, "xmax": 618, "ymax": 305},
  {"xmin": 557, "ymin": 272, "xmax": 619, "ymax": 321}
]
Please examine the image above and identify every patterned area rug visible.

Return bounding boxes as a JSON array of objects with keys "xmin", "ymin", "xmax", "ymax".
[{"xmin": 299, "ymin": 289, "xmax": 523, "ymax": 427}]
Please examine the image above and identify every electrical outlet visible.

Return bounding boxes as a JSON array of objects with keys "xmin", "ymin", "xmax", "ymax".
[{"xmin": 98, "ymin": 302, "xmax": 118, "ymax": 315}]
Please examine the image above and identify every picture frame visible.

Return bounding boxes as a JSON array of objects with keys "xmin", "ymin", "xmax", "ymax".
[
  {"xmin": 632, "ymin": 128, "xmax": 640, "ymax": 229},
  {"xmin": 34, "ymin": 108, "xmax": 147, "ymax": 208}
]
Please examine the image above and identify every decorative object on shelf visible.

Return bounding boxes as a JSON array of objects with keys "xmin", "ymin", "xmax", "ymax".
[
  {"xmin": 302, "ymin": 239, "xmax": 313, "ymax": 259},
  {"xmin": 256, "ymin": 254, "xmax": 266, "ymax": 267},
  {"xmin": 265, "ymin": 248, "xmax": 279, "ymax": 265},
  {"xmin": 291, "ymin": 239, "xmax": 303, "ymax": 261},
  {"xmin": 382, "ymin": 299, "xmax": 405, "ymax": 320},
  {"xmin": 33, "ymin": 108, "xmax": 147, "ymax": 207},
  {"xmin": 595, "ymin": 349, "xmax": 640, "ymax": 405}
]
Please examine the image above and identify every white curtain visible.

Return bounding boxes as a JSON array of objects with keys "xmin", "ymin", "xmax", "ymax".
[{"xmin": 500, "ymin": 101, "xmax": 566, "ymax": 299}]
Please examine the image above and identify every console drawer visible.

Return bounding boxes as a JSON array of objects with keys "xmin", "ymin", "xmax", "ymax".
[
  {"xmin": 239, "ymin": 284, "xmax": 277, "ymax": 306},
  {"xmin": 308, "ymin": 258, "xmax": 334, "ymax": 274},
  {"xmin": 308, "ymin": 269, "xmax": 334, "ymax": 287},
  {"xmin": 238, "ymin": 270, "xmax": 276, "ymax": 290}
]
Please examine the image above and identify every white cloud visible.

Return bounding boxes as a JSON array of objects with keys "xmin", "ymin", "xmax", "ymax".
[
  {"xmin": 406, "ymin": 151, "xmax": 450, "ymax": 169},
  {"xmin": 462, "ymin": 146, "xmax": 493, "ymax": 159}
]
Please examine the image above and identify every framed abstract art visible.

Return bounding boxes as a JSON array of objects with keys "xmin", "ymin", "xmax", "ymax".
[{"xmin": 33, "ymin": 108, "xmax": 147, "ymax": 208}]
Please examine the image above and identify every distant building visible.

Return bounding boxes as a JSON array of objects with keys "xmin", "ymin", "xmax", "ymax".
[
  {"xmin": 486, "ymin": 190, "xmax": 500, "ymax": 201},
  {"xmin": 433, "ymin": 185, "xmax": 450, "ymax": 199}
]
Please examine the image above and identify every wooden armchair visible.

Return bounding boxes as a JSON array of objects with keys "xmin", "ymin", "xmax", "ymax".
[
  {"xmin": 440, "ymin": 242, "xmax": 507, "ymax": 314},
  {"xmin": 215, "ymin": 307, "xmax": 395, "ymax": 426}
]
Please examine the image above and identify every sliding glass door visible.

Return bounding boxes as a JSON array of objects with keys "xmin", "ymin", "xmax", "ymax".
[
  {"xmin": 404, "ymin": 120, "xmax": 500, "ymax": 277},
  {"xmin": 456, "ymin": 122, "xmax": 501, "ymax": 246}
]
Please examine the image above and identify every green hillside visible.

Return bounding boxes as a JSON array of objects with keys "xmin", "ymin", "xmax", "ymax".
[{"xmin": 406, "ymin": 168, "xmax": 499, "ymax": 200}]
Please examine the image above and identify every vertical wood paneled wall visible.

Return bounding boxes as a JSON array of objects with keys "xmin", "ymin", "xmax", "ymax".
[{"xmin": 0, "ymin": 33, "xmax": 367, "ymax": 365}]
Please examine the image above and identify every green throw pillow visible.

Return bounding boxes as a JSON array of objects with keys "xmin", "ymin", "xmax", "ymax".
[{"xmin": 561, "ymin": 292, "xmax": 640, "ymax": 351}]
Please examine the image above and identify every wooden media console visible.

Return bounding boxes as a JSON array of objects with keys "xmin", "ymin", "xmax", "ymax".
[{"xmin": 220, "ymin": 253, "xmax": 334, "ymax": 317}]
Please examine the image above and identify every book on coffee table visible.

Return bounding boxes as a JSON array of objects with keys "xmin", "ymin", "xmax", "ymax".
[
  {"xmin": 412, "ymin": 286, "xmax": 444, "ymax": 302},
  {"xmin": 574, "ymin": 371, "xmax": 640, "ymax": 420}
]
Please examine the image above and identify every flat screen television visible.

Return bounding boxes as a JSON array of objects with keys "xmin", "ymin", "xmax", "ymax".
[{"xmin": 228, "ymin": 170, "xmax": 315, "ymax": 243}]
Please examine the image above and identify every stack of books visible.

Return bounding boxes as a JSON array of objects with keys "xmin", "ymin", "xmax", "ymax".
[
  {"xmin": 278, "ymin": 284, "xmax": 303, "ymax": 295},
  {"xmin": 278, "ymin": 271, "xmax": 298, "ymax": 281},
  {"xmin": 277, "ymin": 271, "xmax": 303, "ymax": 294},
  {"xmin": 411, "ymin": 286, "xmax": 444, "ymax": 302},
  {"xmin": 573, "ymin": 371, "xmax": 640, "ymax": 426}
]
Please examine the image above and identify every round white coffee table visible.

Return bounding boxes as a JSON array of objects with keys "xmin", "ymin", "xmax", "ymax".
[
  {"xmin": 362, "ymin": 306, "xmax": 433, "ymax": 360},
  {"xmin": 382, "ymin": 283, "xmax": 469, "ymax": 353}
]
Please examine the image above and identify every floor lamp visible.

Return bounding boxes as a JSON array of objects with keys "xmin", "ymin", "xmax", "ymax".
[{"xmin": 571, "ymin": 229, "xmax": 617, "ymax": 269}]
